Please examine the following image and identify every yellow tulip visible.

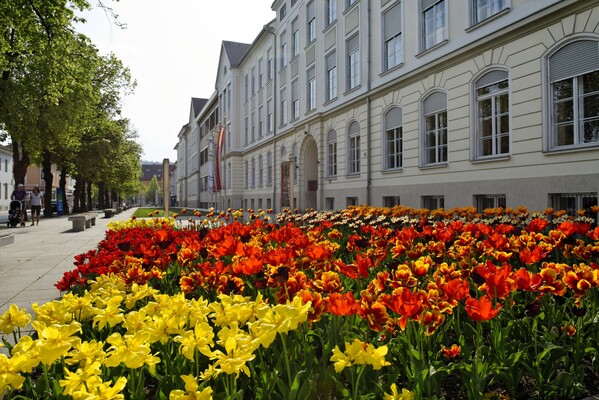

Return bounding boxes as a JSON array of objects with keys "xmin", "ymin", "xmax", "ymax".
[
  {"xmin": 169, "ymin": 375, "xmax": 213, "ymax": 400},
  {"xmin": 105, "ymin": 332, "xmax": 161, "ymax": 372},
  {"xmin": 0, "ymin": 304, "xmax": 31, "ymax": 334},
  {"xmin": 175, "ymin": 321, "xmax": 215, "ymax": 360},
  {"xmin": 384, "ymin": 384, "xmax": 415, "ymax": 400},
  {"xmin": 32, "ymin": 320, "xmax": 82, "ymax": 366},
  {"xmin": 0, "ymin": 353, "xmax": 26, "ymax": 394}
]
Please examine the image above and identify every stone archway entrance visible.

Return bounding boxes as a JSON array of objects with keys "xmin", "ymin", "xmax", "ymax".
[{"xmin": 301, "ymin": 137, "xmax": 318, "ymax": 210}]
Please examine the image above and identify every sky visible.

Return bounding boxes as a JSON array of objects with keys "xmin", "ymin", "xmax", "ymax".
[{"xmin": 75, "ymin": 0, "xmax": 275, "ymax": 163}]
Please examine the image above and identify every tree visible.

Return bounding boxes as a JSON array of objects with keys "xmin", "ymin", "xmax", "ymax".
[{"xmin": 145, "ymin": 175, "xmax": 161, "ymax": 206}]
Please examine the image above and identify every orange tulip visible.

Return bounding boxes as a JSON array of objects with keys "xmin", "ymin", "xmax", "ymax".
[{"xmin": 464, "ymin": 295, "xmax": 501, "ymax": 321}]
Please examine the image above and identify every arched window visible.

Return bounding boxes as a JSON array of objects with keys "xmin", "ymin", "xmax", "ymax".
[
  {"xmin": 474, "ymin": 69, "xmax": 510, "ymax": 158},
  {"xmin": 348, "ymin": 122, "xmax": 361, "ymax": 174},
  {"xmin": 547, "ymin": 39, "xmax": 599, "ymax": 149},
  {"xmin": 384, "ymin": 107, "xmax": 402, "ymax": 170},
  {"xmin": 327, "ymin": 129, "xmax": 337, "ymax": 177},
  {"xmin": 422, "ymin": 91, "xmax": 447, "ymax": 165}
]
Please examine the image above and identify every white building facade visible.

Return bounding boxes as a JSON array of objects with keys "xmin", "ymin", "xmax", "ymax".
[
  {"xmin": 176, "ymin": 0, "xmax": 599, "ymax": 215},
  {"xmin": 0, "ymin": 145, "xmax": 14, "ymax": 211}
]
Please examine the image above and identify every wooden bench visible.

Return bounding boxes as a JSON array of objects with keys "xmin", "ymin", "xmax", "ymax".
[
  {"xmin": 68, "ymin": 213, "xmax": 97, "ymax": 231},
  {"xmin": 104, "ymin": 208, "xmax": 116, "ymax": 218}
]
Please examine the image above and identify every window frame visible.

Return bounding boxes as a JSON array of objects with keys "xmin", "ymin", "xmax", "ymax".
[
  {"xmin": 472, "ymin": 0, "xmax": 509, "ymax": 25},
  {"xmin": 472, "ymin": 68, "xmax": 511, "ymax": 160},
  {"xmin": 347, "ymin": 34, "xmax": 360, "ymax": 91},
  {"xmin": 383, "ymin": 1, "xmax": 403, "ymax": 72},
  {"xmin": 422, "ymin": 0, "xmax": 446, "ymax": 51},
  {"xmin": 326, "ymin": 51, "xmax": 337, "ymax": 101},
  {"xmin": 422, "ymin": 91, "xmax": 448, "ymax": 166},
  {"xmin": 326, "ymin": 0, "xmax": 337, "ymax": 27},
  {"xmin": 384, "ymin": 107, "xmax": 403, "ymax": 171},
  {"xmin": 348, "ymin": 121, "xmax": 361, "ymax": 175},
  {"xmin": 327, "ymin": 129, "xmax": 338, "ymax": 177}
]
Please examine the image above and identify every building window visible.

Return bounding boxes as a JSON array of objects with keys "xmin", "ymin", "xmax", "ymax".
[
  {"xmin": 548, "ymin": 39, "xmax": 599, "ymax": 150},
  {"xmin": 227, "ymin": 122, "xmax": 231, "ymax": 151},
  {"xmin": 281, "ymin": 31, "xmax": 288, "ymax": 68},
  {"xmin": 550, "ymin": 193, "xmax": 598, "ymax": 221},
  {"xmin": 244, "ymin": 116, "xmax": 249, "ymax": 146},
  {"xmin": 474, "ymin": 194, "xmax": 506, "ymax": 212},
  {"xmin": 327, "ymin": 0, "xmax": 337, "ymax": 26},
  {"xmin": 422, "ymin": 195, "xmax": 445, "ymax": 209},
  {"xmin": 474, "ymin": 69, "xmax": 510, "ymax": 158},
  {"xmin": 325, "ymin": 197, "xmax": 335, "ymax": 209},
  {"xmin": 326, "ymin": 51, "xmax": 337, "ymax": 101},
  {"xmin": 327, "ymin": 129, "xmax": 337, "ymax": 177},
  {"xmin": 384, "ymin": 107, "xmax": 403, "ymax": 170},
  {"xmin": 292, "ymin": 143, "xmax": 298, "ymax": 181},
  {"xmin": 383, "ymin": 2, "xmax": 402, "ymax": 71},
  {"xmin": 267, "ymin": 99, "xmax": 274, "ymax": 133},
  {"xmin": 291, "ymin": 0, "xmax": 297, "ymax": 6},
  {"xmin": 280, "ymin": 88, "xmax": 288, "ymax": 125},
  {"xmin": 251, "ymin": 66, "xmax": 256, "ymax": 96},
  {"xmin": 383, "ymin": 196, "xmax": 401, "ymax": 207},
  {"xmin": 258, "ymin": 58, "xmax": 263, "ymax": 89},
  {"xmin": 291, "ymin": 79, "xmax": 300, "ymax": 120},
  {"xmin": 307, "ymin": 66, "xmax": 316, "ymax": 111},
  {"xmin": 3, "ymin": 183, "xmax": 7, "ymax": 200},
  {"xmin": 473, "ymin": 0, "xmax": 508, "ymax": 24},
  {"xmin": 258, "ymin": 155, "xmax": 264, "ymax": 187},
  {"xmin": 307, "ymin": 1, "xmax": 316, "ymax": 43},
  {"xmin": 251, "ymin": 158, "xmax": 256, "ymax": 188},
  {"xmin": 292, "ymin": 18, "xmax": 300, "ymax": 58},
  {"xmin": 267, "ymin": 48, "xmax": 273, "ymax": 81},
  {"xmin": 245, "ymin": 160, "xmax": 249, "ymax": 188},
  {"xmin": 422, "ymin": 91, "xmax": 448, "ymax": 165},
  {"xmin": 251, "ymin": 111, "xmax": 256, "ymax": 142},
  {"xmin": 279, "ymin": 4, "xmax": 287, "ymax": 20},
  {"xmin": 258, "ymin": 106, "xmax": 264, "ymax": 138},
  {"xmin": 346, "ymin": 0, "xmax": 358, "ymax": 9},
  {"xmin": 422, "ymin": 0, "xmax": 445, "ymax": 50},
  {"xmin": 267, "ymin": 151, "xmax": 273, "ymax": 186},
  {"xmin": 347, "ymin": 34, "xmax": 360, "ymax": 90},
  {"xmin": 348, "ymin": 121, "xmax": 361, "ymax": 174},
  {"xmin": 346, "ymin": 197, "xmax": 358, "ymax": 207},
  {"xmin": 244, "ymin": 74, "xmax": 249, "ymax": 102}
]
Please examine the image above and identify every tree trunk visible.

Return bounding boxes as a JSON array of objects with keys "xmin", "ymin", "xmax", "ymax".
[
  {"xmin": 79, "ymin": 179, "xmax": 87, "ymax": 211},
  {"xmin": 42, "ymin": 150, "xmax": 53, "ymax": 218},
  {"xmin": 73, "ymin": 175, "xmax": 82, "ymax": 213},
  {"xmin": 97, "ymin": 182, "xmax": 106, "ymax": 209},
  {"xmin": 11, "ymin": 140, "xmax": 30, "ymax": 188},
  {"xmin": 59, "ymin": 169, "xmax": 69, "ymax": 215},
  {"xmin": 86, "ymin": 181, "xmax": 93, "ymax": 211}
]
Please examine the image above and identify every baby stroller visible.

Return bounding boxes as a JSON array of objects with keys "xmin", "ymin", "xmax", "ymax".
[{"xmin": 8, "ymin": 200, "xmax": 26, "ymax": 227}]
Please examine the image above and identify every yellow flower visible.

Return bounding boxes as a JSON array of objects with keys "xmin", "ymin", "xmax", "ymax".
[
  {"xmin": 105, "ymin": 332, "xmax": 161, "ymax": 372},
  {"xmin": 122, "ymin": 309, "xmax": 151, "ymax": 335},
  {"xmin": 209, "ymin": 323, "xmax": 256, "ymax": 378},
  {"xmin": 125, "ymin": 283, "xmax": 158, "ymax": 309},
  {"xmin": 32, "ymin": 320, "xmax": 82, "ymax": 366},
  {"xmin": 32, "ymin": 301, "xmax": 72, "ymax": 324},
  {"xmin": 169, "ymin": 375, "xmax": 213, "ymax": 400},
  {"xmin": 10, "ymin": 336, "xmax": 40, "ymax": 372},
  {"xmin": 92, "ymin": 295, "xmax": 125, "ymax": 330},
  {"xmin": 175, "ymin": 321, "xmax": 215, "ymax": 360},
  {"xmin": 0, "ymin": 352, "xmax": 26, "ymax": 394},
  {"xmin": 70, "ymin": 375, "xmax": 127, "ymax": 400},
  {"xmin": 384, "ymin": 384, "xmax": 414, "ymax": 400},
  {"xmin": 0, "ymin": 304, "xmax": 31, "ymax": 334},
  {"xmin": 59, "ymin": 292, "xmax": 94, "ymax": 321},
  {"xmin": 144, "ymin": 315, "xmax": 186, "ymax": 344},
  {"xmin": 330, "ymin": 339, "xmax": 390, "ymax": 373},
  {"xmin": 59, "ymin": 361, "xmax": 102, "ymax": 396},
  {"xmin": 65, "ymin": 340, "xmax": 106, "ymax": 367}
]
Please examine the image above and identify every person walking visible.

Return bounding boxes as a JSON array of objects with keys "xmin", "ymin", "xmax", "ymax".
[
  {"xmin": 11, "ymin": 183, "xmax": 28, "ymax": 224},
  {"xmin": 30, "ymin": 186, "xmax": 44, "ymax": 226}
]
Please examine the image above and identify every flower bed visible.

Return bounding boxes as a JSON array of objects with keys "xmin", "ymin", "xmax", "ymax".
[{"xmin": 1, "ymin": 206, "xmax": 598, "ymax": 399}]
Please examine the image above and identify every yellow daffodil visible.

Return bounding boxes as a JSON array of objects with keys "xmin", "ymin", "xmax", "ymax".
[
  {"xmin": 32, "ymin": 320, "xmax": 82, "ymax": 366},
  {"xmin": 0, "ymin": 304, "xmax": 31, "ymax": 334},
  {"xmin": 384, "ymin": 384, "xmax": 414, "ymax": 400},
  {"xmin": 105, "ymin": 332, "xmax": 161, "ymax": 372},
  {"xmin": 169, "ymin": 375, "xmax": 213, "ymax": 400}
]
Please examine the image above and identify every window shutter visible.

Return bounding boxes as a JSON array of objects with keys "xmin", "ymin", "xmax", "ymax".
[
  {"xmin": 385, "ymin": 107, "xmax": 403, "ymax": 129},
  {"xmin": 422, "ymin": 0, "xmax": 438, "ymax": 11},
  {"xmin": 349, "ymin": 121, "xmax": 360, "ymax": 135},
  {"xmin": 423, "ymin": 92, "xmax": 447, "ymax": 115},
  {"xmin": 327, "ymin": 129, "xmax": 337, "ymax": 142},
  {"xmin": 326, "ymin": 51, "xmax": 337, "ymax": 70},
  {"xmin": 307, "ymin": 1, "xmax": 315, "ymax": 20},
  {"xmin": 384, "ymin": 3, "xmax": 402, "ymax": 41},
  {"xmin": 476, "ymin": 70, "xmax": 508, "ymax": 88},
  {"xmin": 549, "ymin": 40, "xmax": 599, "ymax": 83},
  {"xmin": 347, "ymin": 34, "xmax": 359, "ymax": 52}
]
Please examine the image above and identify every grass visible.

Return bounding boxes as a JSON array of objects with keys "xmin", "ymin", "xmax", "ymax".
[{"xmin": 132, "ymin": 207, "xmax": 185, "ymax": 218}]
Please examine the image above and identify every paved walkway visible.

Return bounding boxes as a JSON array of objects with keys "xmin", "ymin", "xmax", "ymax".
[{"xmin": 0, "ymin": 208, "xmax": 135, "ymax": 316}]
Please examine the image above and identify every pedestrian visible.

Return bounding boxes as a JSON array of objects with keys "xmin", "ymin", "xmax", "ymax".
[
  {"xmin": 10, "ymin": 183, "xmax": 28, "ymax": 223},
  {"xmin": 30, "ymin": 186, "xmax": 44, "ymax": 226}
]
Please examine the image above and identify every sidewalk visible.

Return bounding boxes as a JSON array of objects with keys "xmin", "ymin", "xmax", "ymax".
[{"xmin": 0, "ymin": 208, "xmax": 136, "ymax": 316}]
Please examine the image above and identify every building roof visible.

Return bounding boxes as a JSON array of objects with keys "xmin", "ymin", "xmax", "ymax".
[
  {"xmin": 222, "ymin": 41, "xmax": 251, "ymax": 67},
  {"xmin": 191, "ymin": 98, "xmax": 208, "ymax": 118},
  {"xmin": 141, "ymin": 162, "xmax": 175, "ymax": 182}
]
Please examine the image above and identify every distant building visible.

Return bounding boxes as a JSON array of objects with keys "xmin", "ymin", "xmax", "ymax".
[
  {"xmin": 0, "ymin": 145, "xmax": 13, "ymax": 211},
  {"xmin": 140, "ymin": 161, "xmax": 175, "ymax": 206}
]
